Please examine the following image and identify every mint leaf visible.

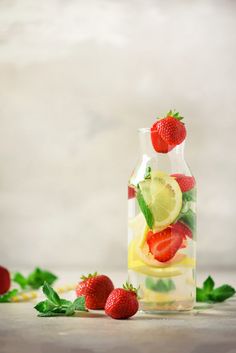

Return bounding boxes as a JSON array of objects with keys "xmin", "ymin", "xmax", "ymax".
[
  {"xmin": 13, "ymin": 267, "xmax": 57, "ymax": 290},
  {"xmin": 42, "ymin": 282, "xmax": 61, "ymax": 306},
  {"xmin": 136, "ymin": 188, "xmax": 154, "ymax": 229},
  {"xmin": 145, "ymin": 278, "xmax": 175, "ymax": 292},
  {"xmin": 65, "ymin": 304, "xmax": 76, "ymax": 316},
  {"xmin": 182, "ymin": 189, "xmax": 196, "ymax": 202},
  {"xmin": 38, "ymin": 312, "xmax": 64, "ymax": 317},
  {"xmin": 34, "ymin": 300, "xmax": 56, "ymax": 313},
  {"xmin": 203, "ymin": 276, "xmax": 215, "ymax": 293},
  {"xmin": 196, "ymin": 288, "xmax": 209, "ymax": 302},
  {"xmin": 0, "ymin": 289, "xmax": 18, "ymax": 303},
  {"xmin": 13, "ymin": 273, "xmax": 28, "ymax": 290},
  {"xmin": 73, "ymin": 296, "xmax": 87, "ymax": 311},
  {"xmin": 27, "ymin": 268, "xmax": 57, "ymax": 289},
  {"xmin": 178, "ymin": 209, "xmax": 196, "ymax": 234},
  {"xmin": 65, "ymin": 297, "xmax": 87, "ymax": 316},
  {"xmin": 197, "ymin": 277, "xmax": 235, "ymax": 303},
  {"xmin": 209, "ymin": 285, "xmax": 235, "ymax": 303},
  {"xmin": 34, "ymin": 283, "xmax": 88, "ymax": 317},
  {"xmin": 144, "ymin": 166, "xmax": 151, "ymax": 180}
]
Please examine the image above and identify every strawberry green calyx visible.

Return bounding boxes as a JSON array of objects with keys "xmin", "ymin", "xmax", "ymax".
[
  {"xmin": 165, "ymin": 110, "xmax": 184, "ymax": 121},
  {"xmin": 122, "ymin": 282, "xmax": 139, "ymax": 296},
  {"xmin": 80, "ymin": 272, "xmax": 98, "ymax": 281}
]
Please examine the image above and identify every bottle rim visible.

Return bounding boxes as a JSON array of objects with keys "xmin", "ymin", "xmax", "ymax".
[{"xmin": 138, "ymin": 128, "xmax": 151, "ymax": 133}]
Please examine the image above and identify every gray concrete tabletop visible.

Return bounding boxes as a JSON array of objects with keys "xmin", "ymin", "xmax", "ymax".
[{"xmin": 0, "ymin": 271, "xmax": 236, "ymax": 353}]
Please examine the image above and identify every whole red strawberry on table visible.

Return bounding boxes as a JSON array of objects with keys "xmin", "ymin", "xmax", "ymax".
[
  {"xmin": 76, "ymin": 272, "xmax": 114, "ymax": 310},
  {"xmin": 0, "ymin": 266, "xmax": 11, "ymax": 295},
  {"xmin": 76, "ymin": 273, "xmax": 139, "ymax": 319},
  {"xmin": 105, "ymin": 282, "xmax": 139, "ymax": 319}
]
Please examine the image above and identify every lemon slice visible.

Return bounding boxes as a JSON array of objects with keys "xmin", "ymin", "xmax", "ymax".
[
  {"xmin": 139, "ymin": 171, "xmax": 182, "ymax": 232},
  {"xmin": 130, "ymin": 263, "xmax": 183, "ymax": 278}
]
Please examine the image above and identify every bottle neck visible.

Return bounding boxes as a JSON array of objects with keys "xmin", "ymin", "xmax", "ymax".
[{"xmin": 138, "ymin": 128, "xmax": 185, "ymax": 159}]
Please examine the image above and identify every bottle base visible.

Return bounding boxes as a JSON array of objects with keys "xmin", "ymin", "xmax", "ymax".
[{"xmin": 139, "ymin": 298, "xmax": 195, "ymax": 313}]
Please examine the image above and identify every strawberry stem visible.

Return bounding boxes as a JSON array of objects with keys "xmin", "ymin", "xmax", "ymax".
[
  {"xmin": 122, "ymin": 282, "xmax": 139, "ymax": 295},
  {"xmin": 80, "ymin": 272, "xmax": 98, "ymax": 281},
  {"xmin": 166, "ymin": 109, "xmax": 184, "ymax": 121}
]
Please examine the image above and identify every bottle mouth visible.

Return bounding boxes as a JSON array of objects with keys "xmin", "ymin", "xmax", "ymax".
[{"xmin": 138, "ymin": 128, "xmax": 151, "ymax": 133}]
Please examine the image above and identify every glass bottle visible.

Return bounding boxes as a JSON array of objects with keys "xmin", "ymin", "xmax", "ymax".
[{"xmin": 128, "ymin": 128, "xmax": 196, "ymax": 312}]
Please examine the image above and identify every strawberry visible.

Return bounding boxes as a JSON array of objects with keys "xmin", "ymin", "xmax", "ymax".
[
  {"xmin": 147, "ymin": 228, "xmax": 183, "ymax": 262},
  {"xmin": 151, "ymin": 110, "xmax": 186, "ymax": 153},
  {"xmin": 171, "ymin": 221, "xmax": 193, "ymax": 239},
  {"xmin": 76, "ymin": 272, "xmax": 114, "ymax": 310},
  {"xmin": 128, "ymin": 185, "xmax": 136, "ymax": 199},
  {"xmin": 0, "ymin": 266, "xmax": 11, "ymax": 295},
  {"xmin": 150, "ymin": 125, "xmax": 175, "ymax": 153},
  {"xmin": 171, "ymin": 174, "xmax": 195, "ymax": 192},
  {"xmin": 105, "ymin": 283, "xmax": 139, "ymax": 319}
]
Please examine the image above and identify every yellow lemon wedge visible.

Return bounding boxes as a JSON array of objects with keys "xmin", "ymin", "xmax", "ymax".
[{"xmin": 139, "ymin": 171, "xmax": 182, "ymax": 232}]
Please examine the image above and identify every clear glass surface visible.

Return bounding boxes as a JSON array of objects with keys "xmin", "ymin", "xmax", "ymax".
[{"xmin": 128, "ymin": 128, "xmax": 196, "ymax": 312}]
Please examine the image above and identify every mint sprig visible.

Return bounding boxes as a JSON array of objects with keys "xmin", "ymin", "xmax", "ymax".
[
  {"xmin": 197, "ymin": 276, "xmax": 235, "ymax": 303},
  {"xmin": 34, "ymin": 282, "xmax": 88, "ymax": 317},
  {"xmin": 13, "ymin": 267, "xmax": 57, "ymax": 290},
  {"xmin": 0, "ymin": 289, "xmax": 18, "ymax": 303}
]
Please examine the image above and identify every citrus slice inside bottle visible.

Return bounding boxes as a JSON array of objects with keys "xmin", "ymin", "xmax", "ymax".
[{"xmin": 138, "ymin": 171, "xmax": 182, "ymax": 232}]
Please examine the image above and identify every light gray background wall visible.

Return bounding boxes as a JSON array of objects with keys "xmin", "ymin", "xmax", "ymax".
[{"xmin": 0, "ymin": 0, "xmax": 235, "ymax": 271}]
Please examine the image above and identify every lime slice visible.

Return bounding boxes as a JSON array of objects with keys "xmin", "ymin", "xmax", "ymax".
[{"xmin": 139, "ymin": 171, "xmax": 182, "ymax": 232}]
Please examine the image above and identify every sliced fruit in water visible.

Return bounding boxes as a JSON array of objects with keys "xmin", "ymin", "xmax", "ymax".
[
  {"xmin": 147, "ymin": 228, "xmax": 184, "ymax": 262},
  {"xmin": 130, "ymin": 263, "xmax": 183, "ymax": 278},
  {"xmin": 138, "ymin": 171, "xmax": 182, "ymax": 232}
]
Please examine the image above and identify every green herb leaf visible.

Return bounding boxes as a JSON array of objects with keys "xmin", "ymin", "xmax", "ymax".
[
  {"xmin": 178, "ymin": 209, "xmax": 196, "ymax": 234},
  {"xmin": 196, "ymin": 277, "xmax": 235, "ymax": 303},
  {"xmin": 42, "ymin": 282, "xmax": 61, "ymax": 306},
  {"xmin": 38, "ymin": 312, "xmax": 65, "ymax": 317},
  {"xmin": 209, "ymin": 285, "xmax": 235, "ymax": 303},
  {"xmin": 136, "ymin": 188, "xmax": 154, "ymax": 229},
  {"xmin": 0, "ymin": 289, "xmax": 18, "ymax": 303},
  {"xmin": 13, "ymin": 267, "xmax": 57, "ymax": 290},
  {"xmin": 27, "ymin": 268, "xmax": 58, "ymax": 289},
  {"xmin": 12, "ymin": 273, "xmax": 28, "ymax": 290},
  {"xmin": 144, "ymin": 166, "xmax": 151, "ymax": 180},
  {"xmin": 145, "ymin": 278, "xmax": 175, "ymax": 293},
  {"xmin": 34, "ymin": 300, "xmax": 56, "ymax": 313},
  {"xmin": 196, "ymin": 288, "xmax": 209, "ymax": 302},
  {"xmin": 34, "ymin": 283, "xmax": 87, "ymax": 317},
  {"xmin": 203, "ymin": 276, "xmax": 215, "ymax": 293},
  {"xmin": 182, "ymin": 189, "xmax": 196, "ymax": 202},
  {"xmin": 73, "ymin": 296, "xmax": 87, "ymax": 311}
]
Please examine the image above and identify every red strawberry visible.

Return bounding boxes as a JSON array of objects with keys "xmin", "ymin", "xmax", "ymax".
[
  {"xmin": 76, "ymin": 272, "xmax": 114, "ymax": 309},
  {"xmin": 171, "ymin": 174, "xmax": 195, "ymax": 192},
  {"xmin": 171, "ymin": 221, "xmax": 192, "ymax": 239},
  {"xmin": 0, "ymin": 266, "xmax": 11, "ymax": 295},
  {"xmin": 105, "ymin": 283, "xmax": 139, "ymax": 319},
  {"xmin": 151, "ymin": 125, "xmax": 175, "ymax": 153},
  {"xmin": 150, "ymin": 111, "xmax": 186, "ymax": 153},
  {"xmin": 147, "ymin": 228, "xmax": 183, "ymax": 262},
  {"xmin": 146, "ymin": 230, "xmax": 154, "ymax": 242},
  {"xmin": 128, "ymin": 185, "xmax": 136, "ymax": 199}
]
